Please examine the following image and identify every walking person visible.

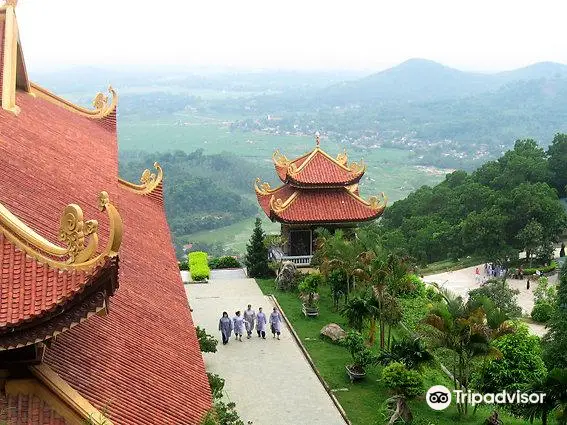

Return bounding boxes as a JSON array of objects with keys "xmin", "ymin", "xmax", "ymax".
[
  {"xmin": 256, "ymin": 307, "xmax": 267, "ymax": 339},
  {"xmin": 270, "ymin": 307, "xmax": 282, "ymax": 340},
  {"xmin": 218, "ymin": 312, "xmax": 233, "ymax": 345},
  {"xmin": 526, "ymin": 277, "xmax": 531, "ymax": 290},
  {"xmin": 243, "ymin": 304, "xmax": 256, "ymax": 339},
  {"xmin": 233, "ymin": 311, "xmax": 245, "ymax": 341}
]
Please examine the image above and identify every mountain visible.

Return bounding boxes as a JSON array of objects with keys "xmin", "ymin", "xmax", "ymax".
[
  {"xmin": 497, "ymin": 61, "xmax": 567, "ymax": 83},
  {"xmin": 317, "ymin": 59, "xmax": 499, "ymax": 104},
  {"xmin": 312, "ymin": 59, "xmax": 567, "ymax": 106}
]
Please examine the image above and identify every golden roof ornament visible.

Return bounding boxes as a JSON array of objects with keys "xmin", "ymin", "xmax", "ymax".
[
  {"xmin": 4, "ymin": 0, "xmax": 18, "ymax": 7},
  {"xmin": 315, "ymin": 131, "xmax": 320, "ymax": 146}
]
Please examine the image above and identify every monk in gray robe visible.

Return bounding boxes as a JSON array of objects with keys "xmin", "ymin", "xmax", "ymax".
[
  {"xmin": 243, "ymin": 304, "xmax": 256, "ymax": 339},
  {"xmin": 256, "ymin": 307, "xmax": 267, "ymax": 339},
  {"xmin": 233, "ymin": 310, "xmax": 245, "ymax": 341},
  {"xmin": 218, "ymin": 311, "xmax": 233, "ymax": 345},
  {"xmin": 270, "ymin": 307, "xmax": 282, "ymax": 340}
]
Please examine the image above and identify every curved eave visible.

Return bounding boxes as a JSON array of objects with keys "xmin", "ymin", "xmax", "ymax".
[
  {"xmin": 29, "ymin": 82, "xmax": 118, "ymax": 120},
  {"xmin": 118, "ymin": 162, "xmax": 164, "ymax": 196},
  {"xmin": 0, "ymin": 256, "xmax": 119, "ymax": 351},
  {"xmin": 266, "ymin": 187, "xmax": 387, "ymax": 224}
]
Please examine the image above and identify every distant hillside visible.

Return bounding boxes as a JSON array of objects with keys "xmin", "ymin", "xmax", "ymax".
[
  {"xmin": 119, "ymin": 149, "xmax": 260, "ymax": 256},
  {"xmin": 312, "ymin": 59, "xmax": 567, "ymax": 105}
]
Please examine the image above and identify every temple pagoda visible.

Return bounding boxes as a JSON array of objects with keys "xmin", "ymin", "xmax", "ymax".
[
  {"xmin": 256, "ymin": 134, "xmax": 387, "ymax": 266},
  {"xmin": 0, "ymin": 2, "xmax": 210, "ymax": 424}
]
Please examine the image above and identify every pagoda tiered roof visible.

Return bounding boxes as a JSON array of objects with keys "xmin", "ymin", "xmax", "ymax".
[
  {"xmin": 256, "ymin": 135, "xmax": 387, "ymax": 224},
  {"xmin": 0, "ymin": 2, "xmax": 211, "ymax": 424},
  {"xmin": 272, "ymin": 144, "xmax": 366, "ymax": 187}
]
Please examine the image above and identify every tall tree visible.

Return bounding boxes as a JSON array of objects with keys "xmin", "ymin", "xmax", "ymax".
[
  {"xmin": 548, "ymin": 133, "xmax": 567, "ymax": 197},
  {"xmin": 543, "ymin": 262, "xmax": 567, "ymax": 369},
  {"xmin": 244, "ymin": 218, "xmax": 270, "ymax": 278}
]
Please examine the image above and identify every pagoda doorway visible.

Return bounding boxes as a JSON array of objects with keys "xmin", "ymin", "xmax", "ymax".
[{"xmin": 289, "ymin": 229, "xmax": 312, "ymax": 257}]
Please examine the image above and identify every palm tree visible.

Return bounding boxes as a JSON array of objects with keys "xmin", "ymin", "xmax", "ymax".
[
  {"xmin": 420, "ymin": 290, "xmax": 512, "ymax": 415},
  {"xmin": 340, "ymin": 292, "xmax": 375, "ymax": 333},
  {"xmin": 313, "ymin": 228, "xmax": 370, "ymax": 300}
]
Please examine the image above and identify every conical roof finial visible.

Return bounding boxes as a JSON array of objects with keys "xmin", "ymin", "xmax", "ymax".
[
  {"xmin": 315, "ymin": 131, "xmax": 320, "ymax": 146},
  {"xmin": 5, "ymin": 0, "xmax": 18, "ymax": 7}
]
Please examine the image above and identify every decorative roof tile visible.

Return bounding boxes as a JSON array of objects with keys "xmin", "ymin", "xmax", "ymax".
[
  {"xmin": 1, "ymin": 72, "xmax": 210, "ymax": 425},
  {"xmin": 273, "ymin": 147, "xmax": 365, "ymax": 187},
  {"xmin": 256, "ymin": 182, "xmax": 386, "ymax": 224}
]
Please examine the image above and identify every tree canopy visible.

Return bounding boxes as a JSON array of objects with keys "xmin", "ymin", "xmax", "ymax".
[{"xmin": 378, "ymin": 137, "xmax": 567, "ymax": 264}]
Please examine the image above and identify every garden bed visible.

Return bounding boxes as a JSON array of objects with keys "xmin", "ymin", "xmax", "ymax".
[{"xmin": 256, "ymin": 278, "xmax": 537, "ymax": 425}]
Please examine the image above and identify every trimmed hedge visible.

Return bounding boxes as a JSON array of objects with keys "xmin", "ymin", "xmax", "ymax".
[
  {"xmin": 524, "ymin": 261, "xmax": 558, "ymax": 276},
  {"xmin": 209, "ymin": 256, "xmax": 241, "ymax": 269},
  {"xmin": 189, "ymin": 251, "xmax": 210, "ymax": 281}
]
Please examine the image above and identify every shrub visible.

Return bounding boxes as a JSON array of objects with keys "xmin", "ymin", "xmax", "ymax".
[
  {"xmin": 209, "ymin": 256, "xmax": 241, "ymax": 269},
  {"xmin": 196, "ymin": 326, "xmax": 218, "ymax": 353},
  {"xmin": 468, "ymin": 279, "xmax": 522, "ymax": 318},
  {"xmin": 178, "ymin": 260, "xmax": 189, "ymax": 271},
  {"xmin": 327, "ymin": 268, "xmax": 348, "ymax": 308},
  {"xmin": 207, "ymin": 372, "xmax": 225, "ymax": 399},
  {"xmin": 401, "ymin": 274, "xmax": 426, "ymax": 297},
  {"xmin": 342, "ymin": 330, "xmax": 378, "ymax": 371},
  {"xmin": 524, "ymin": 261, "xmax": 558, "ymax": 276},
  {"xmin": 531, "ymin": 301, "xmax": 554, "ymax": 323},
  {"xmin": 189, "ymin": 251, "xmax": 210, "ymax": 281},
  {"xmin": 425, "ymin": 285, "xmax": 443, "ymax": 302},
  {"xmin": 378, "ymin": 338, "xmax": 433, "ymax": 370},
  {"xmin": 298, "ymin": 273, "xmax": 323, "ymax": 307},
  {"xmin": 381, "ymin": 362, "xmax": 423, "ymax": 398}
]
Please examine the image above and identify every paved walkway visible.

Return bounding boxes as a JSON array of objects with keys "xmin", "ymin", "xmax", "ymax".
[
  {"xmin": 423, "ymin": 265, "xmax": 559, "ymax": 336},
  {"xmin": 185, "ymin": 273, "xmax": 346, "ymax": 425}
]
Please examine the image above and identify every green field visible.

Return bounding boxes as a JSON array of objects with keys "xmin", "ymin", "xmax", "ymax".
[
  {"xmin": 186, "ymin": 216, "xmax": 280, "ymax": 254},
  {"xmin": 118, "ymin": 113, "xmax": 449, "ymax": 254}
]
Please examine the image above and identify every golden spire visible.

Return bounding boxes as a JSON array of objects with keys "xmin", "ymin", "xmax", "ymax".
[{"xmin": 315, "ymin": 131, "xmax": 320, "ymax": 146}]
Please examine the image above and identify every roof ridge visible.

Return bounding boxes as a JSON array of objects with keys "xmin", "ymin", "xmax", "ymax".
[
  {"xmin": 270, "ymin": 190, "xmax": 299, "ymax": 213},
  {"xmin": 30, "ymin": 82, "xmax": 118, "ymax": 120}
]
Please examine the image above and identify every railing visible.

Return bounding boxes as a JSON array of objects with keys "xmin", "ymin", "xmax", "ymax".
[{"xmin": 281, "ymin": 255, "xmax": 313, "ymax": 266}]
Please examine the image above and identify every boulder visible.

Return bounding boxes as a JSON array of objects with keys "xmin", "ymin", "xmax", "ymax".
[
  {"xmin": 320, "ymin": 323, "xmax": 346, "ymax": 343},
  {"xmin": 276, "ymin": 261, "xmax": 298, "ymax": 291}
]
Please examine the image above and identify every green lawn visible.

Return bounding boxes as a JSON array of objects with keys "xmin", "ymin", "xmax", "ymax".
[{"xmin": 256, "ymin": 278, "xmax": 543, "ymax": 425}]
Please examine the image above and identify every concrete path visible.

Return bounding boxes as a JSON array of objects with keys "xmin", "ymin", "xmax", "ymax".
[
  {"xmin": 423, "ymin": 265, "xmax": 559, "ymax": 336},
  {"xmin": 185, "ymin": 274, "xmax": 346, "ymax": 425}
]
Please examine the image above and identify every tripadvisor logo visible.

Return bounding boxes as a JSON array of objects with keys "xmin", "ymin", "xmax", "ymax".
[{"xmin": 426, "ymin": 385, "xmax": 545, "ymax": 411}]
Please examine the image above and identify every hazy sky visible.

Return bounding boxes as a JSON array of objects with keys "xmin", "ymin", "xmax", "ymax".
[{"xmin": 15, "ymin": 0, "xmax": 567, "ymax": 73}]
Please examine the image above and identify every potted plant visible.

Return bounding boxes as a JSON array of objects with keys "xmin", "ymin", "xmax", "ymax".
[
  {"xmin": 342, "ymin": 330, "xmax": 378, "ymax": 382},
  {"xmin": 299, "ymin": 273, "xmax": 322, "ymax": 317}
]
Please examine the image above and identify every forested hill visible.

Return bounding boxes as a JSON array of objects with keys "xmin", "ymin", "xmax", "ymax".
[
  {"xmin": 119, "ymin": 149, "xmax": 259, "ymax": 252},
  {"xmin": 377, "ymin": 135, "xmax": 567, "ymax": 264}
]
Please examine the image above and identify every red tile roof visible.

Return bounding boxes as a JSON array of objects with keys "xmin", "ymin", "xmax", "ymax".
[
  {"xmin": 274, "ymin": 147, "xmax": 364, "ymax": 186},
  {"xmin": 1, "ymin": 90, "xmax": 211, "ymax": 423},
  {"xmin": 1, "ymin": 393, "xmax": 68, "ymax": 425},
  {"xmin": 0, "ymin": 234, "xmax": 105, "ymax": 329},
  {"xmin": 256, "ymin": 185, "xmax": 385, "ymax": 224}
]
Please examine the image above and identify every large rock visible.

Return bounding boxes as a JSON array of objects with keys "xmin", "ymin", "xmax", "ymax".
[
  {"xmin": 320, "ymin": 323, "xmax": 346, "ymax": 343},
  {"xmin": 276, "ymin": 261, "xmax": 299, "ymax": 291}
]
